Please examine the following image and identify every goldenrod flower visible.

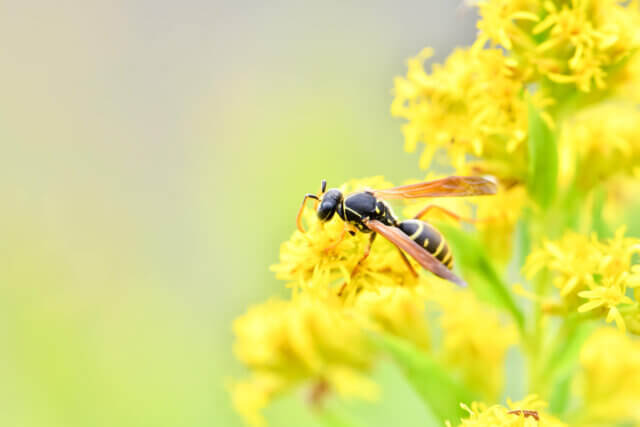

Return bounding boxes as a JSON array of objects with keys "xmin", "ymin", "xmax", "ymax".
[
  {"xmin": 271, "ymin": 176, "xmax": 422, "ymax": 300},
  {"xmin": 524, "ymin": 227, "xmax": 640, "ymax": 332},
  {"xmin": 559, "ymin": 103, "xmax": 640, "ymax": 191},
  {"xmin": 354, "ymin": 286, "xmax": 430, "ymax": 351},
  {"xmin": 524, "ymin": 232, "xmax": 600, "ymax": 298},
  {"xmin": 430, "ymin": 284, "xmax": 517, "ymax": 400},
  {"xmin": 451, "ymin": 394, "xmax": 566, "ymax": 426},
  {"xmin": 391, "ymin": 47, "xmax": 535, "ymax": 182},
  {"xmin": 577, "ymin": 327, "xmax": 640, "ymax": 423},
  {"xmin": 476, "ymin": 0, "xmax": 640, "ymax": 92},
  {"xmin": 602, "ymin": 176, "xmax": 640, "ymax": 227},
  {"xmin": 475, "ymin": 0, "xmax": 542, "ymax": 53},
  {"xmin": 231, "ymin": 294, "xmax": 378, "ymax": 426},
  {"xmin": 474, "ymin": 184, "xmax": 528, "ymax": 264}
]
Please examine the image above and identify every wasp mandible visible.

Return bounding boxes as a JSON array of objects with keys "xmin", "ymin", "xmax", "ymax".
[{"xmin": 296, "ymin": 176, "xmax": 498, "ymax": 287}]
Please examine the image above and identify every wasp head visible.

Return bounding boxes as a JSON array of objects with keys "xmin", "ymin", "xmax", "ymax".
[{"xmin": 317, "ymin": 188, "xmax": 343, "ymax": 221}]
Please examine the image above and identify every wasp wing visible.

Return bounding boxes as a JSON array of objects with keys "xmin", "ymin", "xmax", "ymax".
[
  {"xmin": 365, "ymin": 219, "xmax": 466, "ymax": 287},
  {"xmin": 372, "ymin": 176, "xmax": 497, "ymax": 199}
]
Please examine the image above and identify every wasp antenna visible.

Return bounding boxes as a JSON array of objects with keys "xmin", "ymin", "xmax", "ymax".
[
  {"xmin": 296, "ymin": 193, "xmax": 320, "ymax": 233},
  {"xmin": 321, "ymin": 179, "xmax": 327, "ymax": 193}
]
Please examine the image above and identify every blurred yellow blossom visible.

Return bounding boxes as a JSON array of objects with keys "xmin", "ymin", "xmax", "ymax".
[
  {"xmin": 524, "ymin": 231, "xmax": 600, "ymax": 298},
  {"xmin": 231, "ymin": 294, "xmax": 378, "ymax": 426},
  {"xmin": 476, "ymin": 0, "xmax": 640, "ymax": 92},
  {"xmin": 577, "ymin": 328, "xmax": 640, "ymax": 423},
  {"xmin": 430, "ymin": 284, "xmax": 518, "ymax": 400},
  {"xmin": 559, "ymin": 103, "xmax": 640, "ymax": 191},
  {"xmin": 475, "ymin": 184, "xmax": 528, "ymax": 263},
  {"xmin": 354, "ymin": 287, "xmax": 430, "ymax": 351},
  {"xmin": 391, "ymin": 47, "xmax": 537, "ymax": 183},
  {"xmin": 450, "ymin": 394, "xmax": 566, "ymax": 426},
  {"xmin": 271, "ymin": 177, "xmax": 421, "ymax": 301},
  {"xmin": 524, "ymin": 226, "xmax": 640, "ymax": 332}
]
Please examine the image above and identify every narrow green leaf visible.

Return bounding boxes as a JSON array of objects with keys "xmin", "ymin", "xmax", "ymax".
[
  {"xmin": 545, "ymin": 322, "xmax": 593, "ymax": 380},
  {"xmin": 591, "ymin": 187, "xmax": 610, "ymax": 238},
  {"xmin": 515, "ymin": 208, "xmax": 532, "ymax": 268},
  {"xmin": 527, "ymin": 101, "xmax": 558, "ymax": 209},
  {"xmin": 438, "ymin": 224, "xmax": 525, "ymax": 331},
  {"xmin": 370, "ymin": 332, "xmax": 477, "ymax": 424},
  {"xmin": 545, "ymin": 322, "xmax": 594, "ymax": 415},
  {"xmin": 549, "ymin": 374, "xmax": 571, "ymax": 415}
]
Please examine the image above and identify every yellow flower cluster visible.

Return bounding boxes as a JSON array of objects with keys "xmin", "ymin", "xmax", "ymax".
[
  {"xmin": 430, "ymin": 284, "xmax": 518, "ymax": 400},
  {"xmin": 391, "ymin": 47, "xmax": 535, "ymax": 183},
  {"xmin": 559, "ymin": 103, "xmax": 640, "ymax": 191},
  {"xmin": 354, "ymin": 287, "xmax": 431, "ymax": 351},
  {"xmin": 476, "ymin": 0, "xmax": 640, "ymax": 92},
  {"xmin": 524, "ymin": 227, "xmax": 640, "ymax": 331},
  {"xmin": 474, "ymin": 185, "xmax": 528, "ymax": 264},
  {"xmin": 450, "ymin": 394, "xmax": 566, "ymax": 427},
  {"xmin": 577, "ymin": 328, "xmax": 640, "ymax": 423},
  {"xmin": 230, "ymin": 294, "xmax": 378, "ymax": 427},
  {"xmin": 393, "ymin": 0, "xmax": 640, "ymax": 194},
  {"xmin": 271, "ymin": 176, "xmax": 422, "ymax": 301}
]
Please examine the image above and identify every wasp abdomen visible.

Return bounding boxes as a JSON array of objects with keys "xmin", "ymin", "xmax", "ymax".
[{"xmin": 398, "ymin": 219, "xmax": 453, "ymax": 269}]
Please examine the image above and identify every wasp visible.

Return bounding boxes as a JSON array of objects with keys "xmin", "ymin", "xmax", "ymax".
[{"xmin": 296, "ymin": 176, "xmax": 497, "ymax": 287}]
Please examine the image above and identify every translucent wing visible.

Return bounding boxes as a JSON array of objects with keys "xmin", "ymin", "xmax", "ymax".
[
  {"xmin": 364, "ymin": 219, "xmax": 466, "ymax": 287},
  {"xmin": 372, "ymin": 176, "xmax": 497, "ymax": 199}
]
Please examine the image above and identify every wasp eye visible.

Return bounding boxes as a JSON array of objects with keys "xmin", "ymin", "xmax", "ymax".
[{"xmin": 317, "ymin": 201, "xmax": 336, "ymax": 221}]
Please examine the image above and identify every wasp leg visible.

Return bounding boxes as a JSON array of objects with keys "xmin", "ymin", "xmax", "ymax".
[
  {"xmin": 413, "ymin": 204, "xmax": 484, "ymax": 224},
  {"xmin": 324, "ymin": 226, "xmax": 346, "ymax": 252},
  {"xmin": 338, "ymin": 232, "xmax": 377, "ymax": 296},
  {"xmin": 396, "ymin": 248, "xmax": 418, "ymax": 278},
  {"xmin": 296, "ymin": 193, "xmax": 320, "ymax": 233},
  {"xmin": 324, "ymin": 223, "xmax": 357, "ymax": 253}
]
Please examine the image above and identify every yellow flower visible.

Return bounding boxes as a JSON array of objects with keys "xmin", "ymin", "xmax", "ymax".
[
  {"xmin": 602, "ymin": 176, "xmax": 640, "ymax": 228},
  {"xmin": 577, "ymin": 275, "xmax": 634, "ymax": 331},
  {"xmin": 523, "ymin": 232, "xmax": 600, "ymax": 298},
  {"xmin": 559, "ymin": 103, "xmax": 640, "ymax": 191},
  {"xmin": 391, "ymin": 47, "xmax": 536, "ymax": 183},
  {"xmin": 475, "ymin": 0, "xmax": 542, "ymax": 52},
  {"xmin": 524, "ymin": 226, "xmax": 640, "ymax": 331},
  {"xmin": 577, "ymin": 327, "xmax": 640, "ymax": 423},
  {"xmin": 476, "ymin": 0, "xmax": 640, "ymax": 93},
  {"xmin": 474, "ymin": 184, "xmax": 528, "ymax": 264},
  {"xmin": 271, "ymin": 176, "xmax": 422, "ymax": 301},
  {"xmin": 430, "ymin": 284, "xmax": 517, "ymax": 400},
  {"xmin": 451, "ymin": 394, "xmax": 567, "ymax": 426},
  {"xmin": 231, "ymin": 294, "xmax": 378, "ymax": 426},
  {"xmin": 354, "ymin": 286, "xmax": 430, "ymax": 351}
]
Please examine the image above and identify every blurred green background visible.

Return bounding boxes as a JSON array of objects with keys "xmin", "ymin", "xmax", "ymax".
[{"xmin": 0, "ymin": 2, "xmax": 478, "ymax": 426}]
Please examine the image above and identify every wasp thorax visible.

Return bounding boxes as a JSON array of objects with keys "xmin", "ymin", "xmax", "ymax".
[{"xmin": 317, "ymin": 189, "xmax": 343, "ymax": 221}]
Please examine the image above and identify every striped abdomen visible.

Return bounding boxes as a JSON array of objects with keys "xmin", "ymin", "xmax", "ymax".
[{"xmin": 397, "ymin": 219, "xmax": 453, "ymax": 269}]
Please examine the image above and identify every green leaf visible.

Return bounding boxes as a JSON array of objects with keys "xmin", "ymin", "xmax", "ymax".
[
  {"xmin": 515, "ymin": 208, "xmax": 533, "ymax": 268},
  {"xmin": 527, "ymin": 101, "xmax": 558, "ymax": 209},
  {"xmin": 549, "ymin": 374, "xmax": 571, "ymax": 415},
  {"xmin": 591, "ymin": 187, "xmax": 610, "ymax": 238},
  {"xmin": 370, "ymin": 332, "xmax": 477, "ymax": 424},
  {"xmin": 438, "ymin": 224, "xmax": 525, "ymax": 332},
  {"xmin": 545, "ymin": 322, "xmax": 594, "ymax": 415},
  {"xmin": 545, "ymin": 322, "xmax": 593, "ymax": 379}
]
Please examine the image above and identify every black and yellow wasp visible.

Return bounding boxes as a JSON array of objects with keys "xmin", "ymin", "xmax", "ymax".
[{"xmin": 297, "ymin": 176, "xmax": 497, "ymax": 287}]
